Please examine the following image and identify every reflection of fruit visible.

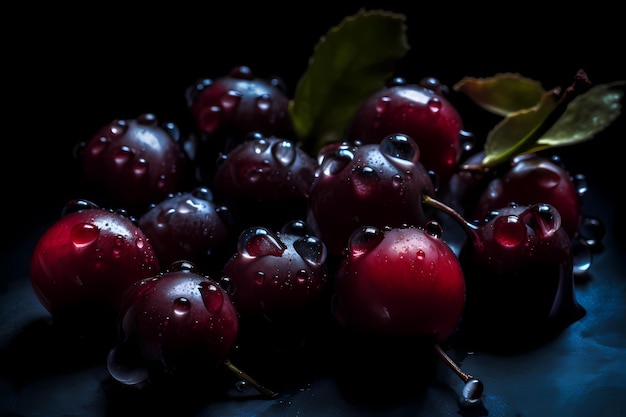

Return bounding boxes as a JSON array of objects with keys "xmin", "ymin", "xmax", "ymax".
[
  {"xmin": 333, "ymin": 224, "xmax": 465, "ymax": 342},
  {"xmin": 347, "ymin": 77, "xmax": 465, "ymax": 185},
  {"xmin": 29, "ymin": 200, "xmax": 160, "ymax": 322},
  {"xmin": 306, "ymin": 134, "xmax": 435, "ymax": 255},
  {"xmin": 108, "ymin": 262, "xmax": 275, "ymax": 397},
  {"xmin": 425, "ymin": 195, "xmax": 586, "ymax": 353},
  {"xmin": 76, "ymin": 113, "xmax": 186, "ymax": 213}
]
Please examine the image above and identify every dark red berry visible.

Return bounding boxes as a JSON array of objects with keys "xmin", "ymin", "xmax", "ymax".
[{"xmin": 76, "ymin": 113, "xmax": 186, "ymax": 213}]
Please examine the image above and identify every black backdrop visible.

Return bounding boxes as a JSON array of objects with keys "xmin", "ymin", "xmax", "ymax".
[{"xmin": 6, "ymin": 3, "xmax": 625, "ymax": 245}]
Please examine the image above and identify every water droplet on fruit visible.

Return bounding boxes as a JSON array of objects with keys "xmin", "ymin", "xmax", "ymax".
[
  {"xmin": 112, "ymin": 238, "xmax": 124, "ymax": 258},
  {"xmin": 62, "ymin": 199, "xmax": 99, "ymax": 216},
  {"xmin": 221, "ymin": 90, "xmax": 243, "ymax": 113},
  {"xmin": 380, "ymin": 134, "xmax": 418, "ymax": 162},
  {"xmin": 427, "ymin": 96, "xmax": 442, "ymax": 112},
  {"xmin": 199, "ymin": 106, "xmax": 222, "ymax": 133},
  {"xmin": 416, "ymin": 249, "xmax": 426, "ymax": 261},
  {"xmin": 107, "ymin": 345, "xmax": 150, "ymax": 386},
  {"xmin": 113, "ymin": 146, "xmax": 134, "ymax": 165},
  {"xmin": 108, "ymin": 119, "xmax": 128, "ymax": 137},
  {"xmin": 256, "ymin": 94, "xmax": 272, "ymax": 112},
  {"xmin": 375, "ymin": 96, "xmax": 391, "ymax": 114},
  {"xmin": 168, "ymin": 260, "xmax": 197, "ymax": 272},
  {"xmin": 320, "ymin": 149, "xmax": 353, "ymax": 175},
  {"xmin": 198, "ymin": 280, "xmax": 224, "ymax": 313},
  {"xmin": 425, "ymin": 221, "xmax": 443, "ymax": 239},
  {"xmin": 238, "ymin": 227, "xmax": 286, "ymax": 257},
  {"xmin": 172, "ymin": 297, "xmax": 191, "ymax": 316},
  {"xmin": 296, "ymin": 270, "xmax": 309, "ymax": 284},
  {"xmin": 353, "ymin": 166, "xmax": 379, "ymax": 195},
  {"xmin": 293, "ymin": 236, "xmax": 327, "ymax": 266},
  {"xmin": 135, "ymin": 237, "xmax": 145, "ymax": 250},
  {"xmin": 132, "ymin": 158, "xmax": 148, "ymax": 176},
  {"xmin": 71, "ymin": 222, "xmax": 99, "ymax": 247},
  {"xmin": 525, "ymin": 204, "xmax": 561, "ymax": 238},
  {"xmin": 272, "ymin": 140, "xmax": 296, "ymax": 166},
  {"xmin": 192, "ymin": 186, "xmax": 214, "ymax": 202},
  {"xmin": 235, "ymin": 380, "xmax": 250, "ymax": 393},
  {"xmin": 280, "ymin": 220, "xmax": 308, "ymax": 236},
  {"xmin": 348, "ymin": 226, "xmax": 384, "ymax": 257},
  {"xmin": 88, "ymin": 136, "xmax": 110, "ymax": 156},
  {"xmin": 493, "ymin": 215, "xmax": 526, "ymax": 247}
]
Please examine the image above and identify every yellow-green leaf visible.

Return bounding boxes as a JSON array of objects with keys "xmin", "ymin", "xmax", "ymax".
[
  {"xmin": 537, "ymin": 81, "xmax": 626, "ymax": 147},
  {"xmin": 453, "ymin": 73, "xmax": 546, "ymax": 117},
  {"xmin": 481, "ymin": 90, "xmax": 559, "ymax": 167},
  {"xmin": 289, "ymin": 9, "xmax": 409, "ymax": 153}
]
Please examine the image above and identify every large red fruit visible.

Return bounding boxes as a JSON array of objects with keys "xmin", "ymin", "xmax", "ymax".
[
  {"xmin": 347, "ymin": 78, "xmax": 465, "ymax": 185},
  {"xmin": 333, "ymin": 223, "xmax": 465, "ymax": 343},
  {"xmin": 29, "ymin": 200, "xmax": 161, "ymax": 318}
]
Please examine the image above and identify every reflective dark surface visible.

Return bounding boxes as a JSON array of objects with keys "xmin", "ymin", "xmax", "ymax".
[{"xmin": 3, "ymin": 3, "xmax": 626, "ymax": 416}]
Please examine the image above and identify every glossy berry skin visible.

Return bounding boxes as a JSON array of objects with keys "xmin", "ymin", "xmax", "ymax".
[
  {"xmin": 333, "ymin": 224, "xmax": 466, "ymax": 344},
  {"xmin": 471, "ymin": 154, "xmax": 584, "ymax": 239},
  {"xmin": 186, "ymin": 66, "xmax": 293, "ymax": 181},
  {"xmin": 456, "ymin": 203, "xmax": 586, "ymax": 353},
  {"xmin": 107, "ymin": 263, "xmax": 239, "ymax": 384},
  {"xmin": 29, "ymin": 200, "xmax": 161, "ymax": 319},
  {"xmin": 348, "ymin": 78, "xmax": 464, "ymax": 185},
  {"xmin": 306, "ymin": 134, "xmax": 435, "ymax": 256},
  {"xmin": 76, "ymin": 113, "xmax": 186, "ymax": 212},
  {"xmin": 221, "ymin": 220, "xmax": 329, "ymax": 316},
  {"xmin": 213, "ymin": 134, "xmax": 317, "ymax": 231},
  {"xmin": 138, "ymin": 187, "xmax": 231, "ymax": 273}
]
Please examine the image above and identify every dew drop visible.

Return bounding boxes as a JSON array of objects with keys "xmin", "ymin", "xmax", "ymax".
[
  {"xmin": 221, "ymin": 90, "xmax": 243, "ymax": 113},
  {"xmin": 380, "ymin": 134, "xmax": 418, "ymax": 162},
  {"xmin": 462, "ymin": 378, "xmax": 484, "ymax": 403},
  {"xmin": 135, "ymin": 237, "xmax": 145, "ymax": 250},
  {"xmin": 168, "ymin": 260, "xmax": 197, "ymax": 273},
  {"xmin": 296, "ymin": 269, "xmax": 309, "ymax": 284},
  {"xmin": 192, "ymin": 186, "xmax": 213, "ymax": 202},
  {"xmin": 62, "ymin": 199, "xmax": 99, "ymax": 216},
  {"xmin": 493, "ymin": 215, "xmax": 526, "ymax": 247},
  {"xmin": 255, "ymin": 271, "xmax": 265, "ymax": 285},
  {"xmin": 348, "ymin": 226, "xmax": 384, "ymax": 257},
  {"xmin": 293, "ymin": 236, "xmax": 327, "ymax": 266},
  {"xmin": 172, "ymin": 297, "xmax": 191, "ymax": 316},
  {"xmin": 256, "ymin": 94, "xmax": 272, "ymax": 112},
  {"xmin": 199, "ymin": 106, "xmax": 222, "ymax": 133},
  {"xmin": 415, "ymin": 249, "xmax": 426, "ymax": 261},
  {"xmin": 198, "ymin": 280, "xmax": 224, "ymax": 313},
  {"xmin": 573, "ymin": 173, "xmax": 588, "ymax": 196},
  {"xmin": 88, "ymin": 136, "xmax": 110, "ymax": 156},
  {"xmin": 375, "ymin": 96, "xmax": 392, "ymax": 114},
  {"xmin": 272, "ymin": 140, "xmax": 296, "ymax": 166},
  {"xmin": 132, "ymin": 158, "xmax": 148, "ymax": 176},
  {"xmin": 425, "ymin": 221, "xmax": 443, "ymax": 239},
  {"xmin": 71, "ymin": 222, "xmax": 100, "ymax": 247},
  {"xmin": 235, "ymin": 380, "xmax": 250, "ymax": 393},
  {"xmin": 178, "ymin": 198, "xmax": 200, "ymax": 215},
  {"xmin": 156, "ymin": 207, "xmax": 176, "ymax": 226},
  {"xmin": 108, "ymin": 119, "xmax": 128, "ymax": 137},
  {"xmin": 459, "ymin": 130, "xmax": 476, "ymax": 152},
  {"xmin": 353, "ymin": 166, "xmax": 379, "ymax": 195},
  {"xmin": 525, "ymin": 203, "xmax": 561, "ymax": 238},
  {"xmin": 112, "ymin": 237, "xmax": 124, "ymax": 258},
  {"xmin": 106, "ymin": 345, "xmax": 150, "ymax": 387},
  {"xmin": 113, "ymin": 146, "xmax": 134, "ymax": 165},
  {"xmin": 238, "ymin": 228, "xmax": 286, "ymax": 258},
  {"xmin": 427, "ymin": 96, "xmax": 442, "ymax": 112},
  {"xmin": 321, "ymin": 149, "xmax": 353, "ymax": 176},
  {"xmin": 252, "ymin": 138, "xmax": 271, "ymax": 154},
  {"xmin": 280, "ymin": 219, "xmax": 308, "ymax": 237}
]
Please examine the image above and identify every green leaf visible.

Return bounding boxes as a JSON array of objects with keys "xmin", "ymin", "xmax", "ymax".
[
  {"xmin": 289, "ymin": 9, "xmax": 409, "ymax": 153},
  {"xmin": 536, "ymin": 81, "xmax": 626, "ymax": 147},
  {"xmin": 481, "ymin": 90, "xmax": 559, "ymax": 167},
  {"xmin": 453, "ymin": 73, "xmax": 546, "ymax": 117}
]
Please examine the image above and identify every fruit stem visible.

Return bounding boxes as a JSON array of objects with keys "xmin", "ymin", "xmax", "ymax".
[
  {"xmin": 422, "ymin": 194, "xmax": 478, "ymax": 233},
  {"xmin": 434, "ymin": 344, "xmax": 473, "ymax": 383},
  {"xmin": 223, "ymin": 358, "xmax": 278, "ymax": 398}
]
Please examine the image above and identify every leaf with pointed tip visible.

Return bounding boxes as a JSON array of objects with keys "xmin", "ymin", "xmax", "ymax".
[
  {"xmin": 288, "ymin": 9, "xmax": 409, "ymax": 154},
  {"xmin": 453, "ymin": 73, "xmax": 546, "ymax": 117},
  {"xmin": 537, "ymin": 81, "xmax": 626, "ymax": 147},
  {"xmin": 481, "ymin": 90, "xmax": 559, "ymax": 167}
]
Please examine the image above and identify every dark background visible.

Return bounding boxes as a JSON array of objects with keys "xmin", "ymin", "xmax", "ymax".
[{"xmin": 5, "ymin": 4, "xmax": 625, "ymax": 249}]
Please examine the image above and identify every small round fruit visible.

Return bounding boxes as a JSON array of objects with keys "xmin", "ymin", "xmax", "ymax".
[
  {"xmin": 107, "ymin": 262, "xmax": 239, "ymax": 385},
  {"xmin": 29, "ymin": 200, "xmax": 161, "ymax": 319},
  {"xmin": 76, "ymin": 113, "xmax": 186, "ymax": 212},
  {"xmin": 333, "ymin": 223, "xmax": 465, "ymax": 343},
  {"xmin": 348, "ymin": 78, "xmax": 465, "ymax": 185}
]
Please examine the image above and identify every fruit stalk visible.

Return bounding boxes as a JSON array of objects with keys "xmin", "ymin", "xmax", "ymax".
[{"xmin": 223, "ymin": 359, "xmax": 278, "ymax": 398}]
